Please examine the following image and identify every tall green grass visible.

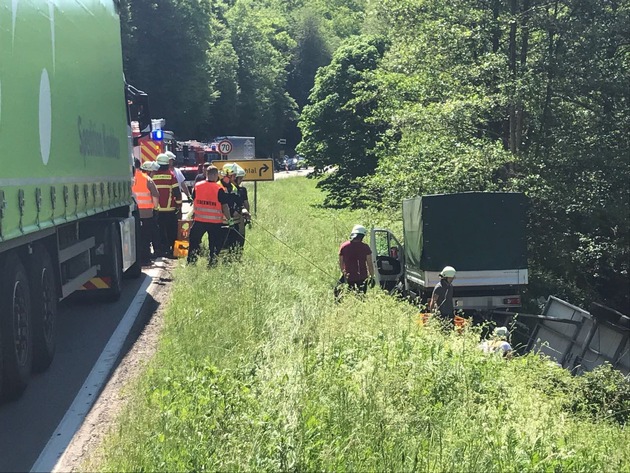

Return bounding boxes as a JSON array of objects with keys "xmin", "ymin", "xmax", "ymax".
[{"xmin": 92, "ymin": 177, "xmax": 630, "ymax": 472}]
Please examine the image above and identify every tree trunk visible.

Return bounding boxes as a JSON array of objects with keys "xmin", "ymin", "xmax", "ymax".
[
  {"xmin": 535, "ymin": 0, "xmax": 559, "ymax": 162},
  {"xmin": 508, "ymin": 0, "xmax": 518, "ymax": 154}
]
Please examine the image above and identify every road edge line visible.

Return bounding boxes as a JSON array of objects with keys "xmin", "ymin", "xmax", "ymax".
[{"xmin": 30, "ymin": 273, "xmax": 155, "ymax": 473}]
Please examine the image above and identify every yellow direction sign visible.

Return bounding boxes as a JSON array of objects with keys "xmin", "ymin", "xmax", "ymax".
[{"xmin": 212, "ymin": 159, "xmax": 275, "ymax": 182}]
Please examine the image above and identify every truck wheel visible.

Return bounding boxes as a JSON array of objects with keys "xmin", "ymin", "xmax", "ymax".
[
  {"xmin": 29, "ymin": 245, "xmax": 57, "ymax": 372},
  {"xmin": 124, "ymin": 213, "xmax": 142, "ymax": 279},
  {"xmin": 0, "ymin": 292, "xmax": 3, "ymax": 399},
  {"xmin": 0, "ymin": 253, "xmax": 33, "ymax": 400},
  {"xmin": 103, "ymin": 222, "xmax": 123, "ymax": 301}
]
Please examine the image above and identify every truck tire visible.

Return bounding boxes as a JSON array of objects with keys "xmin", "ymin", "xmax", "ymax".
[
  {"xmin": 28, "ymin": 245, "xmax": 57, "ymax": 372},
  {"xmin": 124, "ymin": 213, "xmax": 142, "ymax": 279},
  {"xmin": 0, "ymin": 294, "xmax": 3, "ymax": 399},
  {"xmin": 0, "ymin": 253, "xmax": 33, "ymax": 400},
  {"xmin": 102, "ymin": 222, "xmax": 123, "ymax": 301}
]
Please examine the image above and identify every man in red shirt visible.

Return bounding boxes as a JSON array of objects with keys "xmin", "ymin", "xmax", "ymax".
[{"xmin": 338, "ymin": 224, "xmax": 375, "ymax": 294}]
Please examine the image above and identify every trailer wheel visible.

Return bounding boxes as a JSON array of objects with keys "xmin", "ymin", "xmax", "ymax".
[
  {"xmin": 29, "ymin": 245, "xmax": 57, "ymax": 372},
  {"xmin": 103, "ymin": 222, "xmax": 123, "ymax": 301},
  {"xmin": 0, "ymin": 253, "xmax": 33, "ymax": 400}
]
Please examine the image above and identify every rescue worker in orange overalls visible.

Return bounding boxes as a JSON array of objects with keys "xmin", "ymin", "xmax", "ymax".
[
  {"xmin": 132, "ymin": 160, "xmax": 160, "ymax": 265},
  {"xmin": 152, "ymin": 153, "xmax": 182, "ymax": 256},
  {"xmin": 187, "ymin": 165, "xmax": 232, "ymax": 265}
]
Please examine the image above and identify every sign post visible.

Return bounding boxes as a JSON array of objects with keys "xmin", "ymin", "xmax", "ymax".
[{"xmin": 212, "ymin": 159, "xmax": 275, "ymax": 215}]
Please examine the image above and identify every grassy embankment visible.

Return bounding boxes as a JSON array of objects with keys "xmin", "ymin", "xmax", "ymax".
[{"xmin": 92, "ymin": 177, "xmax": 629, "ymax": 472}]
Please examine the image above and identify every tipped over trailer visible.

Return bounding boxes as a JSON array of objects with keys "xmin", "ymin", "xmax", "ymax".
[
  {"xmin": 526, "ymin": 297, "xmax": 630, "ymax": 374},
  {"xmin": 371, "ymin": 192, "xmax": 528, "ymax": 317},
  {"xmin": 0, "ymin": 0, "xmax": 142, "ymax": 400}
]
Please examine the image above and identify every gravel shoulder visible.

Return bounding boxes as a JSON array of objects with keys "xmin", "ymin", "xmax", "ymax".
[{"xmin": 53, "ymin": 260, "xmax": 176, "ymax": 472}]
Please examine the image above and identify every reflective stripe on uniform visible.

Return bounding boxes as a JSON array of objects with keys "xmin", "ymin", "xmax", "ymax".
[
  {"xmin": 194, "ymin": 181, "xmax": 224, "ymax": 223},
  {"xmin": 153, "ymin": 172, "xmax": 179, "ymax": 211},
  {"xmin": 132, "ymin": 172, "xmax": 154, "ymax": 210}
]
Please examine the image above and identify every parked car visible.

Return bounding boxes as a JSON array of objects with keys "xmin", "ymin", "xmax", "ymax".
[{"xmin": 283, "ymin": 156, "xmax": 298, "ymax": 171}]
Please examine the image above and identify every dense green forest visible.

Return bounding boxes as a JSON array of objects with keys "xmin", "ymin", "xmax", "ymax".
[{"xmin": 120, "ymin": 0, "xmax": 629, "ymax": 314}]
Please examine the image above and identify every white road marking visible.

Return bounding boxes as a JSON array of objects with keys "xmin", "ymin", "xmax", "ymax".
[{"xmin": 30, "ymin": 271, "xmax": 157, "ymax": 473}]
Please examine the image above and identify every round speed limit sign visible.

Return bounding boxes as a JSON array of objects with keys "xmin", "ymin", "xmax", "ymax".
[{"xmin": 218, "ymin": 140, "xmax": 233, "ymax": 155}]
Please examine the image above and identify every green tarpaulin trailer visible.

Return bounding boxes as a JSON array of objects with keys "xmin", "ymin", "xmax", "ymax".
[
  {"xmin": 403, "ymin": 192, "xmax": 528, "ymax": 273},
  {"xmin": 371, "ymin": 192, "xmax": 528, "ymax": 312},
  {"xmin": 0, "ymin": 0, "xmax": 141, "ymax": 400}
]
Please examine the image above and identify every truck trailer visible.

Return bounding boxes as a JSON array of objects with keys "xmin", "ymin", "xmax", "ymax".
[
  {"xmin": 371, "ymin": 192, "xmax": 528, "ymax": 316},
  {"xmin": 0, "ymin": 0, "xmax": 141, "ymax": 400}
]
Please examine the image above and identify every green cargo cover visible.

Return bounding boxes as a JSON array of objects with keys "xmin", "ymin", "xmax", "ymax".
[
  {"xmin": 402, "ymin": 192, "xmax": 528, "ymax": 272},
  {"xmin": 0, "ymin": 0, "xmax": 131, "ymax": 243}
]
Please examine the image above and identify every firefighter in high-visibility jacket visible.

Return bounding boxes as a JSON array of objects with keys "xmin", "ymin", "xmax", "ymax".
[
  {"xmin": 132, "ymin": 160, "xmax": 160, "ymax": 265},
  {"xmin": 218, "ymin": 163, "xmax": 245, "ymax": 253},
  {"xmin": 152, "ymin": 153, "xmax": 182, "ymax": 256},
  {"xmin": 187, "ymin": 165, "xmax": 231, "ymax": 265}
]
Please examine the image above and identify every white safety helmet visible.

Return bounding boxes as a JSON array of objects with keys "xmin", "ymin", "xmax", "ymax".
[
  {"xmin": 156, "ymin": 153, "xmax": 170, "ymax": 165},
  {"xmin": 440, "ymin": 266, "xmax": 457, "ymax": 278},
  {"xmin": 221, "ymin": 163, "xmax": 237, "ymax": 176},
  {"xmin": 165, "ymin": 150, "xmax": 177, "ymax": 160},
  {"xmin": 494, "ymin": 326, "xmax": 509, "ymax": 339},
  {"xmin": 150, "ymin": 161, "xmax": 161, "ymax": 172},
  {"xmin": 350, "ymin": 224, "xmax": 368, "ymax": 239},
  {"xmin": 235, "ymin": 164, "xmax": 246, "ymax": 178},
  {"xmin": 140, "ymin": 161, "xmax": 154, "ymax": 171}
]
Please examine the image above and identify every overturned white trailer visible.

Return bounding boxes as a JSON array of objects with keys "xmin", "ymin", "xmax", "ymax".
[{"xmin": 527, "ymin": 296, "xmax": 630, "ymax": 374}]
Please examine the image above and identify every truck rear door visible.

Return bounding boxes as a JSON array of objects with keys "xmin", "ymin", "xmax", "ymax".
[{"xmin": 370, "ymin": 229, "xmax": 404, "ymax": 291}]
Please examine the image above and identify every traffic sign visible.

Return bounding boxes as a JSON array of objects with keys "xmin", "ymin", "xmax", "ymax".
[
  {"xmin": 218, "ymin": 139, "xmax": 233, "ymax": 155},
  {"xmin": 212, "ymin": 159, "xmax": 274, "ymax": 182}
]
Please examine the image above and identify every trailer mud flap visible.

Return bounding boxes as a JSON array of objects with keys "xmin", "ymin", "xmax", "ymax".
[{"xmin": 118, "ymin": 216, "xmax": 137, "ymax": 272}]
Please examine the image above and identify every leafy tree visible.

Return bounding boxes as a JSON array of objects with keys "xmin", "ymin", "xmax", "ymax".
[
  {"xmin": 297, "ymin": 36, "xmax": 388, "ymax": 208},
  {"xmin": 286, "ymin": 10, "xmax": 332, "ymax": 109},
  {"xmin": 226, "ymin": 0, "xmax": 298, "ymax": 155},
  {"xmin": 120, "ymin": 0, "xmax": 217, "ymax": 138},
  {"xmin": 362, "ymin": 0, "xmax": 629, "ymax": 312}
]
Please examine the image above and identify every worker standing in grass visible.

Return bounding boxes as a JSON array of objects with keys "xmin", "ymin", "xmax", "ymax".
[
  {"xmin": 338, "ymin": 225, "xmax": 375, "ymax": 294},
  {"xmin": 187, "ymin": 166, "xmax": 231, "ymax": 265},
  {"xmin": 218, "ymin": 163, "xmax": 244, "ymax": 254},
  {"xmin": 429, "ymin": 266, "xmax": 456, "ymax": 318},
  {"xmin": 233, "ymin": 165, "xmax": 251, "ymax": 251}
]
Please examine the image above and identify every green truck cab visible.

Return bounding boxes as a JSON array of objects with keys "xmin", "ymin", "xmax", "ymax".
[{"xmin": 0, "ymin": 0, "xmax": 140, "ymax": 400}]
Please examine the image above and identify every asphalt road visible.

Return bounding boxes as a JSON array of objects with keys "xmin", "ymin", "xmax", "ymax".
[
  {"xmin": 0, "ymin": 170, "xmax": 308, "ymax": 472},
  {"xmin": 0, "ymin": 271, "xmax": 155, "ymax": 473},
  {"xmin": 274, "ymin": 167, "xmax": 311, "ymax": 179}
]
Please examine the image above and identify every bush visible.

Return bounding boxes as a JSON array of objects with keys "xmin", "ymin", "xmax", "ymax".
[{"xmin": 574, "ymin": 363, "xmax": 630, "ymax": 425}]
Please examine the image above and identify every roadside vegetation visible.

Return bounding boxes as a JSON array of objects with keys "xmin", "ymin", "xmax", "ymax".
[
  {"xmin": 91, "ymin": 178, "xmax": 630, "ymax": 472},
  {"xmin": 121, "ymin": 0, "xmax": 628, "ymax": 315}
]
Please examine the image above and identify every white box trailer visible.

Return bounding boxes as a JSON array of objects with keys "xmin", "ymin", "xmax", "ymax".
[{"xmin": 528, "ymin": 296, "xmax": 630, "ymax": 374}]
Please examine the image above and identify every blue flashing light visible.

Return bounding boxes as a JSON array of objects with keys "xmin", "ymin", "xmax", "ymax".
[{"xmin": 152, "ymin": 129, "xmax": 164, "ymax": 141}]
